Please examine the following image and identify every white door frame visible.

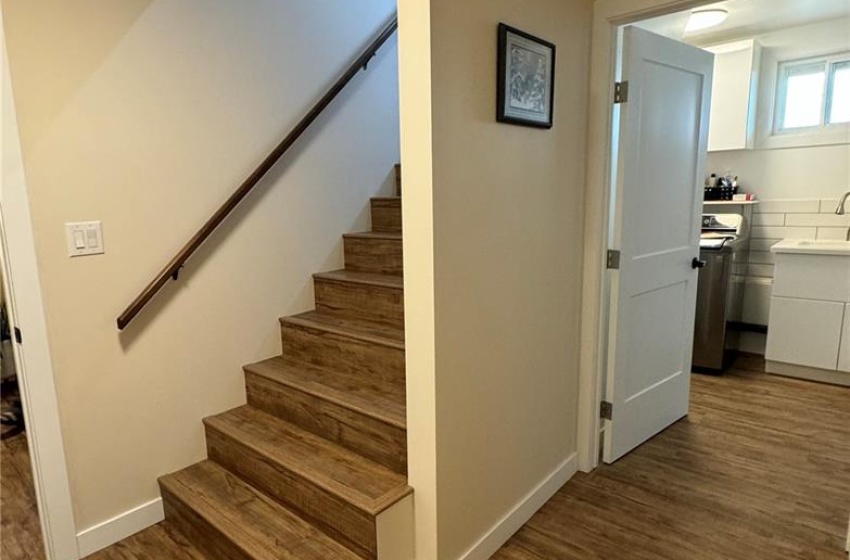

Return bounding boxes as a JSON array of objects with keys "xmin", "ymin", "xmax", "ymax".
[
  {"xmin": 576, "ymin": 0, "xmax": 717, "ymax": 472},
  {"xmin": 1, "ymin": 13, "xmax": 80, "ymax": 560}
]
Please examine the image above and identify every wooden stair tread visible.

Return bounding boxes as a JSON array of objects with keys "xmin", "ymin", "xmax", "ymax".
[
  {"xmin": 244, "ymin": 356, "xmax": 406, "ymax": 428},
  {"xmin": 281, "ymin": 311, "xmax": 404, "ymax": 348},
  {"xmin": 342, "ymin": 231, "xmax": 402, "ymax": 241},
  {"xmin": 204, "ymin": 406, "xmax": 411, "ymax": 515},
  {"xmin": 159, "ymin": 461, "xmax": 363, "ymax": 560},
  {"xmin": 313, "ymin": 269, "xmax": 403, "ymax": 290},
  {"xmin": 370, "ymin": 197, "xmax": 400, "ymax": 204}
]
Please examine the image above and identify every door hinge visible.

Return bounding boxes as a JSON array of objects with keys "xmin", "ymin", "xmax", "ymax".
[
  {"xmin": 614, "ymin": 81, "xmax": 629, "ymax": 104},
  {"xmin": 13, "ymin": 327, "xmax": 22, "ymax": 344},
  {"xmin": 600, "ymin": 401, "xmax": 613, "ymax": 420},
  {"xmin": 607, "ymin": 249, "xmax": 621, "ymax": 270}
]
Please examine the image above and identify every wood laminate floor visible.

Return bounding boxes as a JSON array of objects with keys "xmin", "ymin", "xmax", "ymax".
[
  {"xmin": 1, "ymin": 430, "xmax": 46, "ymax": 560},
  {"xmin": 493, "ymin": 356, "xmax": 850, "ymax": 560},
  {"xmin": 5, "ymin": 356, "xmax": 848, "ymax": 559}
]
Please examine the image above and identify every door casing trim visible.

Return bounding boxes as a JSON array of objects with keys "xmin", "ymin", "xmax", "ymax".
[{"xmin": 577, "ymin": 0, "xmax": 718, "ymax": 472}]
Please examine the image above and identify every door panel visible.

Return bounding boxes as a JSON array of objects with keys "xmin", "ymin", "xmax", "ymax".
[{"xmin": 604, "ymin": 27, "xmax": 714, "ymax": 463}]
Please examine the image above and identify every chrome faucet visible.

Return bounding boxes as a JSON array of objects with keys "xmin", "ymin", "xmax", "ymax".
[{"xmin": 836, "ymin": 191, "xmax": 850, "ymax": 240}]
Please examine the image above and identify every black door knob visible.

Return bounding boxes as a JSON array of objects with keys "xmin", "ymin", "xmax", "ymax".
[{"xmin": 692, "ymin": 257, "xmax": 707, "ymax": 269}]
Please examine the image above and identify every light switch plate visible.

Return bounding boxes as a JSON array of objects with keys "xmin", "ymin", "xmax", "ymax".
[{"xmin": 66, "ymin": 221, "xmax": 104, "ymax": 257}]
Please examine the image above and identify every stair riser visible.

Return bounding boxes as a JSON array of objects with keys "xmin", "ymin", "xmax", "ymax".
[
  {"xmin": 245, "ymin": 371, "xmax": 407, "ymax": 474},
  {"xmin": 281, "ymin": 323, "xmax": 405, "ymax": 386},
  {"xmin": 161, "ymin": 486, "xmax": 254, "ymax": 560},
  {"xmin": 370, "ymin": 200, "xmax": 401, "ymax": 233},
  {"xmin": 343, "ymin": 237, "xmax": 403, "ymax": 275},
  {"xmin": 205, "ymin": 425, "xmax": 376, "ymax": 559},
  {"xmin": 314, "ymin": 278, "xmax": 404, "ymax": 328}
]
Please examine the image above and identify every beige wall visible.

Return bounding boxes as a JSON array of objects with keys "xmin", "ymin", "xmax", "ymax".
[
  {"xmin": 401, "ymin": 0, "xmax": 592, "ymax": 557},
  {"xmin": 2, "ymin": 0, "xmax": 399, "ymax": 533}
]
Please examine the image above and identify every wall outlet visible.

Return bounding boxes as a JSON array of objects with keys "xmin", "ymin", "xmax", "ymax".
[{"xmin": 65, "ymin": 221, "xmax": 104, "ymax": 257}]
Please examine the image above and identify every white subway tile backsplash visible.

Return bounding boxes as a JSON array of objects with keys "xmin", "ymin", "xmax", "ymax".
[
  {"xmin": 752, "ymin": 213, "xmax": 785, "ymax": 226},
  {"xmin": 820, "ymin": 199, "xmax": 840, "ymax": 213},
  {"xmin": 816, "ymin": 227, "xmax": 850, "ymax": 240},
  {"xmin": 785, "ymin": 213, "xmax": 850, "ymax": 227},
  {"xmin": 751, "ymin": 226, "xmax": 817, "ymax": 239},
  {"xmin": 754, "ymin": 200, "xmax": 820, "ymax": 214},
  {"xmin": 747, "ymin": 264, "xmax": 775, "ymax": 278},
  {"xmin": 748, "ymin": 251, "xmax": 775, "ymax": 265},
  {"xmin": 749, "ymin": 238, "xmax": 781, "ymax": 252}
]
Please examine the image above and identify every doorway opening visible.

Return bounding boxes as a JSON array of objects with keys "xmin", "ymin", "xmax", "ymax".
[
  {"xmin": 571, "ymin": 0, "xmax": 850, "ymax": 554},
  {"xmin": 1, "ymin": 240, "xmax": 45, "ymax": 558},
  {"xmin": 582, "ymin": 0, "xmax": 850, "ymax": 470}
]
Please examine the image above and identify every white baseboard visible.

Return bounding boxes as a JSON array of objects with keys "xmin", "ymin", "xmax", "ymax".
[
  {"xmin": 766, "ymin": 360, "xmax": 850, "ymax": 387},
  {"xmin": 76, "ymin": 497, "xmax": 164, "ymax": 558},
  {"xmin": 456, "ymin": 453, "xmax": 578, "ymax": 560}
]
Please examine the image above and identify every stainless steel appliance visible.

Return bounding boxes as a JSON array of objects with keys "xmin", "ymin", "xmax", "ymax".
[{"xmin": 692, "ymin": 213, "xmax": 748, "ymax": 372}]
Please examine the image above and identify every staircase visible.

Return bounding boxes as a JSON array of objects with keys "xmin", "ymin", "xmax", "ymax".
[{"xmin": 158, "ymin": 169, "xmax": 409, "ymax": 560}]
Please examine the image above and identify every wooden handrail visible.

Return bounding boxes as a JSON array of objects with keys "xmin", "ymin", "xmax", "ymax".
[{"xmin": 117, "ymin": 16, "xmax": 398, "ymax": 330}]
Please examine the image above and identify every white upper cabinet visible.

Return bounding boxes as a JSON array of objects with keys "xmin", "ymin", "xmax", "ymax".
[{"xmin": 706, "ymin": 40, "xmax": 761, "ymax": 152}]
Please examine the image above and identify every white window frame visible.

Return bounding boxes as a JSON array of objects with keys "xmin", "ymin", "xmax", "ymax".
[
  {"xmin": 755, "ymin": 43, "xmax": 850, "ymax": 150},
  {"xmin": 773, "ymin": 53, "xmax": 850, "ymax": 135},
  {"xmin": 825, "ymin": 59, "xmax": 850, "ymax": 126}
]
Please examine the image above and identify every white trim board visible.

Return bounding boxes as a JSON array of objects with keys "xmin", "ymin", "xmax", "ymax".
[
  {"xmin": 455, "ymin": 453, "xmax": 578, "ymax": 560},
  {"xmin": 766, "ymin": 360, "xmax": 850, "ymax": 388},
  {"xmin": 76, "ymin": 498, "xmax": 164, "ymax": 558}
]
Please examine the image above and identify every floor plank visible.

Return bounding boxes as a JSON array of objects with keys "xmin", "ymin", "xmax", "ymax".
[
  {"xmin": 1, "ymin": 431, "xmax": 46, "ymax": 560},
  {"xmin": 84, "ymin": 521, "xmax": 207, "ymax": 560},
  {"xmin": 7, "ymin": 357, "xmax": 847, "ymax": 559},
  {"xmin": 493, "ymin": 357, "xmax": 850, "ymax": 560}
]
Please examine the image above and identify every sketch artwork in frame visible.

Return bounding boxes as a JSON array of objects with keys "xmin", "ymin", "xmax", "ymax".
[{"xmin": 497, "ymin": 23, "xmax": 556, "ymax": 128}]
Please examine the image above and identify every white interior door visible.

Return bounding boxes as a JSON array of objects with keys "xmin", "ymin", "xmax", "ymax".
[{"xmin": 604, "ymin": 26, "xmax": 713, "ymax": 463}]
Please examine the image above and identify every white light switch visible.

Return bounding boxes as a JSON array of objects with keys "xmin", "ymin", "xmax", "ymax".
[{"xmin": 66, "ymin": 221, "xmax": 104, "ymax": 257}]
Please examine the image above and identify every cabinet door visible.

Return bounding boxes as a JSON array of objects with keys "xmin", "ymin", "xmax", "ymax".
[
  {"xmin": 766, "ymin": 296, "xmax": 843, "ymax": 371},
  {"xmin": 707, "ymin": 40, "xmax": 759, "ymax": 152},
  {"xmin": 840, "ymin": 304, "xmax": 850, "ymax": 373}
]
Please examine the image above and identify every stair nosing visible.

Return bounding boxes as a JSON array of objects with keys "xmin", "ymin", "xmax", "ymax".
[
  {"xmin": 161, "ymin": 471, "xmax": 264, "ymax": 560},
  {"xmin": 342, "ymin": 231, "xmax": 402, "ymax": 241},
  {"xmin": 204, "ymin": 407, "xmax": 411, "ymax": 516},
  {"xmin": 312, "ymin": 270, "xmax": 403, "ymax": 290},
  {"xmin": 160, "ymin": 461, "xmax": 363, "ymax": 560},
  {"xmin": 279, "ymin": 313, "xmax": 404, "ymax": 350},
  {"xmin": 244, "ymin": 357, "xmax": 406, "ymax": 430}
]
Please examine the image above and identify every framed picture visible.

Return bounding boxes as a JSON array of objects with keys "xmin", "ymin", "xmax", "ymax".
[{"xmin": 496, "ymin": 23, "xmax": 556, "ymax": 128}]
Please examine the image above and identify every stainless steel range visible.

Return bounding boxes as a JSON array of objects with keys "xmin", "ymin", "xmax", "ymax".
[{"xmin": 692, "ymin": 213, "xmax": 749, "ymax": 372}]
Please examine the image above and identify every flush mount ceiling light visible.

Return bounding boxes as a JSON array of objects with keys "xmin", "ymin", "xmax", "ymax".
[{"xmin": 685, "ymin": 8, "xmax": 729, "ymax": 33}]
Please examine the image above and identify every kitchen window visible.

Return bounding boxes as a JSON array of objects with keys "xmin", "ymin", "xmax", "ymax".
[{"xmin": 774, "ymin": 54, "xmax": 850, "ymax": 133}]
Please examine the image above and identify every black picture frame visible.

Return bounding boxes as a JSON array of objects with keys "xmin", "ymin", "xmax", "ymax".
[{"xmin": 496, "ymin": 23, "xmax": 556, "ymax": 129}]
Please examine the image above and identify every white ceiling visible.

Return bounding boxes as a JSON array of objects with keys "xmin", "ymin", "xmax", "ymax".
[{"xmin": 635, "ymin": 0, "xmax": 850, "ymax": 45}]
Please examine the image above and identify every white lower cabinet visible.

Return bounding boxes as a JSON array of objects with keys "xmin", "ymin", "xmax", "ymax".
[
  {"xmin": 840, "ymin": 304, "xmax": 850, "ymax": 373},
  {"xmin": 766, "ymin": 297, "xmax": 844, "ymax": 371},
  {"xmin": 767, "ymin": 246, "xmax": 850, "ymax": 384}
]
